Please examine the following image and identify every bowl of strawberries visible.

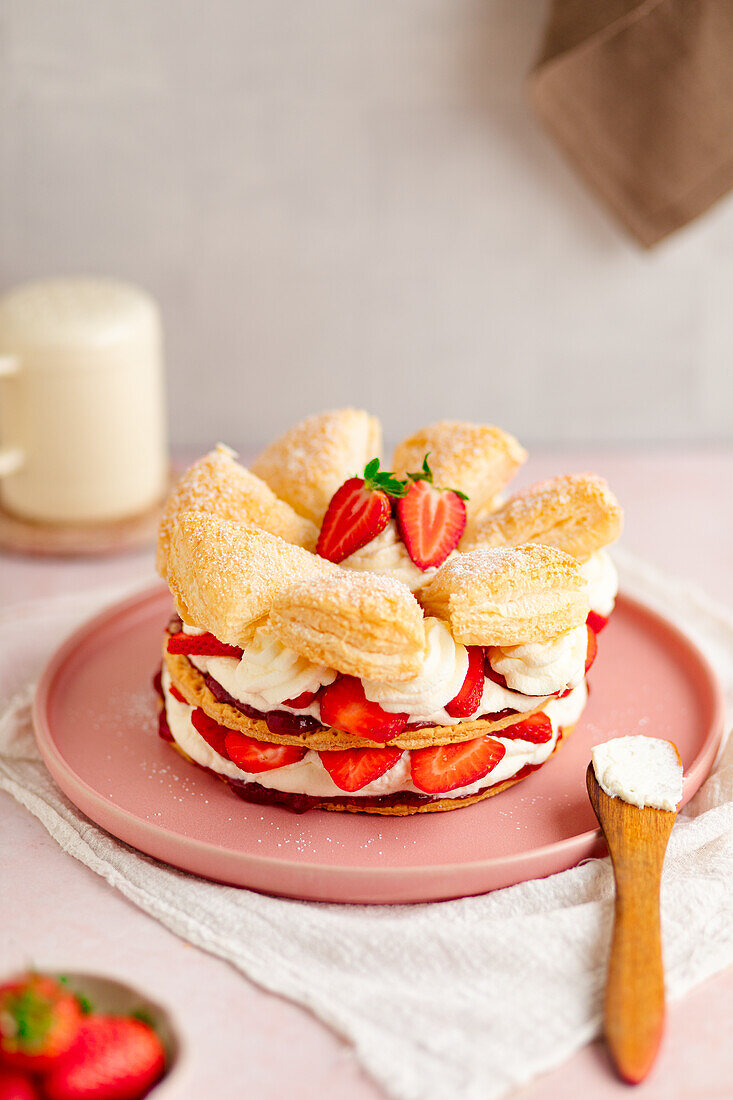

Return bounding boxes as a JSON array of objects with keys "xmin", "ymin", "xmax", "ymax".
[{"xmin": 0, "ymin": 970, "xmax": 179, "ymax": 1100}]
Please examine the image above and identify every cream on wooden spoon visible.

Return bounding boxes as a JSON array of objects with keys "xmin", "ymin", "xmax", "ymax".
[{"xmin": 591, "ymin": 735, "xmax": 683, "ymax": 812}]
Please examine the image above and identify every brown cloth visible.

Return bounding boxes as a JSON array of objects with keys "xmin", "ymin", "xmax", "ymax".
[{"xmin": 530, "ymin": 0, "xmax": 733, "ymax": 246}]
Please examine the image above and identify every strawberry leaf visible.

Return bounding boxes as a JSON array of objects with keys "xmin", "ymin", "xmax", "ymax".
[
  {"xmin": 407, "ymin": 453, "xmax": 470, "ymax": 501},
  {"xmin": 362, "ymin": 458, "xmax": 409, "ymax": 498}
]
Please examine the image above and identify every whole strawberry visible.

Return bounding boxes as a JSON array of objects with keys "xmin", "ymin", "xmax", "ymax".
[
  {"xmin": 0, "ymin": 1068, "xmax": 40, "ymax": 1100},
  {"xmin": 44, "ymin": 1015, "xmax": 165, "ymax": 1100},
  {"xmin": 396, "ymin": 454, "xmax": 468, "ymax": 569},
  {"xmin": 316, "ymin": 458, "xmax": 408, "ymax": 563},
  {"xmin": 0, "ymin": 974, "xmax": 82, "ymax": 1074}
]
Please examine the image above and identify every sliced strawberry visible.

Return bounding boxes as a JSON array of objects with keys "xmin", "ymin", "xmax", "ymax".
[
  {"xmin": 587, "ymin": 610, "xmax": 609, "ymax": 634},
  {"xmin": 410, "ymin": 736, "xmax": 505, "ymax": 793},
  {"xmin": 167, "ymin": 633, "xmax": 243, "ymax": 659},
  {"xmin": 484, "ymin": 656, "xmax": 509, "ymax": 691},
  {"xmin": 445, "ymin": 646, "xmax": 484, "ymax": 718},
  {"xmin": 316, "ymin": 483, "xmax": 387, "ymax": 562},
  {"xmin": 282, "ymin": 687, "xmax": 320, "ymax": 708},
  {"xmin": 0, "ymin": 1070, "xmax": 40, "ymax": 1100},
  {"xmin": 319, "ymin": 747, "xmax": 403, "ymax": 792},
  {"xmin": 224, "ymin": 731, "xmax": 307, "ymax": 773},
  {"xmin": 585, "ymin": 624, "xmax": 598, "ymax": 675},
  {"xmin": 168, "ymin": 684, "xmax": 187, "ymax": 704},
  {"xmin": 320, "ymin": 676, "xmax": 408, "ymax": 742},
  {"xmin": 44, "ymin": 1015, "xmax": 165, "ymax": 1100},
  {"xmin": 0, "ymin": 974, "xmax": 82, "ymax": 1074},
  {"xmin": 396, "ymin": 478, "xmax": 466, "ymax": 570},
  {"xmin": 500, "ymin": 712, "xmax": 553, "ymax": 743},
  {"xmin": 190, "ymin": 708, "xmax": 231, "ymax": 757}
]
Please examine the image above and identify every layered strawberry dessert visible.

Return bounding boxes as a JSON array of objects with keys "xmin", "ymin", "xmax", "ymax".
[{"xmin": 154, "ymin": 411, "xmax": 622, "ymax": 814}]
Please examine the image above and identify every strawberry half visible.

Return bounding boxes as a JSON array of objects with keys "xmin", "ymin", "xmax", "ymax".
[
  {"xmin": 445, "ymin": 646, "xmax": 484, "ymax": 718},
  {"xmin": 484, "ymin": 657, "xmax": 509, "ymax": 691},
  {"xmin": 0, "ymin": 1070, "xmax": 39, "ymax": 1100},
  {"xmin": 585, "ymin": 625, "xmax": 598, "ymax": 675},
  {"xmin": 316, "ymin": 459, "xmax": 408, "ymax": 564},
  {"xmin": 410, "ymin": 736, "xmax": 505, "ymax": 794},
  {"xmin": 167, "ymin": 633, "xmax": 243, "ymax": 659},
  {"xmin": 587, "ymin": 610, "xmax": 609, "ymax": 634},
  {"xmin": 190, "ymin": 708, "xmax": 231, "ymax": 757},
  {"xmin": 282, "ymin": 688, "xmax": 320, "ymax": 708},
  {"xmin": 320, "ymin": 676, "xmax": 408, "ymax": 742},
  {"xmin": 319, "ymin": 747, "xmax": 403, "ymax": 792},
  {"xmin": 224, "ymin": 731, "xmax": 307, "ymax": 773},
  {"xmin": 500, "ymin": 712, "xmax": 553, "ymax": 743},
  {"xmin": 0, "ymin": 974, "xmax": 82, "ymax": 1074},
  {"xmin": 395, "ymin": 455, "xmax": 467, "ymax": 570},
  {"xmin": 44, "ymin": 1015, "xmax": 165, "ymax": 1100}
]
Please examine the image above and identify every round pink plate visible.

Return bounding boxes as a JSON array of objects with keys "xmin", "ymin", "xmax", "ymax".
[{"xmin": 33, "ymin": 586, "xmax": 724, "ymax": 904}]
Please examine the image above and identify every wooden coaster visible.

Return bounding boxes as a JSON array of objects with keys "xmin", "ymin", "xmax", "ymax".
[{"xmin": 0, "ymin": 476, "xmax": 175, "ymax": 558}]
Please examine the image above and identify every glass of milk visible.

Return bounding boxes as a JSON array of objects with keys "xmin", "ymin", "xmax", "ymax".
[{"xmin": 0, "ymin": 278, "xmax": 168, "ymax": 524}]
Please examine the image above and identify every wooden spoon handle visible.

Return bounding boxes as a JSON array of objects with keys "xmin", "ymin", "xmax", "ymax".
[{"xmin": 604, "ymin": 863, "xmax": 665, "ymax": 1083}]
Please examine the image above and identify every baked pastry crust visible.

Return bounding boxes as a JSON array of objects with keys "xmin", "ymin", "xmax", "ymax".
[
  {"xmin": 392, "ymin": 421, "xmax": 526, "ymax": 520},
  {"xmin": 166, "ymin": 511, "xmax": 335, "ymax": 645},
  {"xmin": 267, "ymin": 571, "xmax": 427, "ymax": 682},
  {"xmin": 251, "ymin": 408, "xmax": 382, "ymax": 524},
  {"xmin": 462, "ymin": 473, "xmax": 623, "ymax": 560},
  {"xmin": 164, "ymin": 706, "xmax": 574, "ymax": 814},
  {"xmin": 165, "ymin": 648, "xmax": 548, "ymax": 750},
  {"xmin": 157, "ymin": 445, "xmax": 318, "ymax": 576},
  {"xmin": 419, "ymin": 544, "xmax": 589, "ymax": 646}
]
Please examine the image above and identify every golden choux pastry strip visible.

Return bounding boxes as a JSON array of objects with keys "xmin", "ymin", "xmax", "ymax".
[
  {"xmin": 392, "ymin": 421, "xmax": 526, "ymax": 519},
  {"xmin": 157, "ymin": 445, "xmax": 318, "ymax": 576},
  {"xmin": 166, "ymin": 512, "xmax": 335, "ymax": 646},
  {"xmin": 251, "ymin": 408, "xmax": 383, "ymax": 524},
  {"xmin": 462, "ymin": 473, "xmax": 623, "ymax": 561},
  {"xmin": 164, "ymin": 648, "xmax": 549, "ymax": 750},
  {"xmin": 419, "ymin": 544, "xmax": 589, "ymax": 646},
  {"xmin": 267, "ymin": 570, "xmax": 427, "ymax": 682}
]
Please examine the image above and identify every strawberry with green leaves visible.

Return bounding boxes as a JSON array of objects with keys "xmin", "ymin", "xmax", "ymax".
[
  {"xmin": 0, "ymin": 974, "xmax": 82, "ymax": 1074},
  {"xmin": 396, "ymin": 454, "xmax": 468, "ymax": 570},
  {"xmin": 316, "ymin": 459, "xmax": 408, "ymax": 563},
  {"xmin": 43, "ymin": 1015, "xmax": 165, "ymax": 1100}
]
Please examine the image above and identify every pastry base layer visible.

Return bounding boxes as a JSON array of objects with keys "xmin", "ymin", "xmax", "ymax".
[{"xmin": 164, "ymin": 647, "xmax": 548, "ymax": 752}]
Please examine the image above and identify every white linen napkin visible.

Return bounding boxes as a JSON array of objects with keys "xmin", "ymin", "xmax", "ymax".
[{"xmin": 1, "ymin": 551, "xmax": 732, "ymax": 1100}]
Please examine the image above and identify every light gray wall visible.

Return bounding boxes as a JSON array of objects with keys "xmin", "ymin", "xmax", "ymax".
[{"xmin": 2, "ymin": 0, "xmax": 732, "ymax": 452}]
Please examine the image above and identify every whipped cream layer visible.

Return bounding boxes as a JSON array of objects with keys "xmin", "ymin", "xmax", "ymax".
[
  {"xmin": 580, "ymin": 550, "xmax": 618, "ymax": 617},
  {"xmin": 487, "ymin": 624, "xmax": 587, "ymax": 696},
  {"xmin": 162, "ymin": 668, "xmax": 587, "ymax": 799},
  {"xmin": 340, "ymin": 520, "xmax": 438, "ymax": 592}
]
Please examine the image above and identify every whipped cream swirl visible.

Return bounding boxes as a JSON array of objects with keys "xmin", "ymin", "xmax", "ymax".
[
  {"xmin": 488, "ymin": 624, "xmax": 587, "ymax": 696},
  {"xmin": 340, "ymin": 519, "xmax": 435, "ymax": 592},
  {"xmin": 362, "ymin": 617, "xmax": 469, "ymax": 724},
  {"xmin": 193, "ymin": 625, "xmax": 335, "ymax": 715},
  {"xmin": 579, "ymin": 550, "xmax": 618, "ymax": 617}
]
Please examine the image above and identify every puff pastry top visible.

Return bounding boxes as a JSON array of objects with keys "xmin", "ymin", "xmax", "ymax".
[
  {"xmin": 251, "ymin": 408, "xmax": 382, "ymax": 524},
  {"xmin": 267, "ymin": 570, "xmax": 427, "ymax": 682},
  {"xmin": 462, "ymin": 474, "xmax": 623, "ymax": 561},
  {"xmin": 157, "ymin": 445, "xmax": 317, "ymax": 576},
  {"xmin": 419, "ymin": 544, "xmax": 589, "ymax": 646},
  {"xmin": 392, "ymin": 421, "xmax": 526, "ymax": 519},
  {"xmin": 166, "ymin": 511, "xmax": 335, "ymax": 646}
]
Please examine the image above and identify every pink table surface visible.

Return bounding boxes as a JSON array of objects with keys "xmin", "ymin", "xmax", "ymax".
[{"xmin": 1, "ymin": 446, "xmax": 732, "ymax": 1098}]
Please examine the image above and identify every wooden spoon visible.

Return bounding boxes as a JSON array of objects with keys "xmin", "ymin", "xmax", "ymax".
[{"xmin": 586, "ymin": 763, "xmax": 678, "ymax": 1084}]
